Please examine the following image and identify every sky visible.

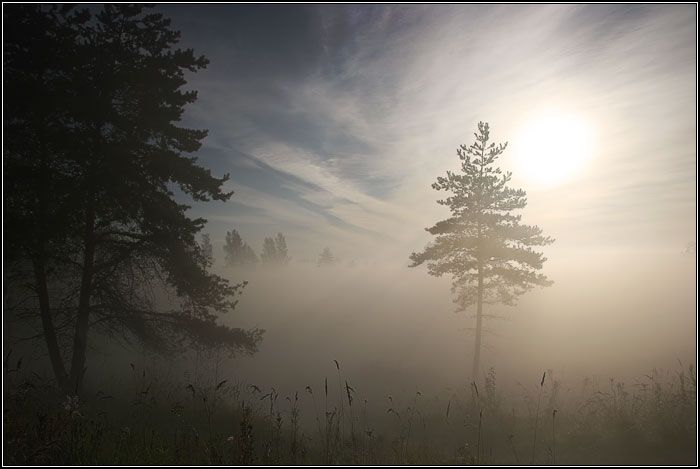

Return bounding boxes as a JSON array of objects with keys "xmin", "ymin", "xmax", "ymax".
[{"xmin": 159, "ymin": 4, "xmax": 696, "ymax": 265}]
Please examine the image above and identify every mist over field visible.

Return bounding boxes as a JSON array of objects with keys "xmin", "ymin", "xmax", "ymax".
[
  {"xmin": 229, "ymin": 252, "xmax": 695, "ymax": 385},
  {"xmin": 63, "ymin": 248, "xmax": 694, "ymax": 399},
  {"xmin": 3, "ymin": 3, "xmax": 696, "ymax": 466}
]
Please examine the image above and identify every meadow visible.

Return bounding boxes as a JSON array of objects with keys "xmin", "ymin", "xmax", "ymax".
[{"xmin": 4, "ymin": 357, "xmax": 696, "ymax": 465}]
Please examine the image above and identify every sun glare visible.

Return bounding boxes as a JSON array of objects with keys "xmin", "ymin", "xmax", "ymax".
[{"xmin": 513, "ymin": 113, "xmax": 595, "ymax": 188}]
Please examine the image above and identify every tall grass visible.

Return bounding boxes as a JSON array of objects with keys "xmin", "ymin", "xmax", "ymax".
[
  {"xmin": 3, "ymin": 361, "xmax": 696, "ymax": 465},
  {"xmin": 531, "ymin": 371, "xmax": 546, "ymax": 464}
]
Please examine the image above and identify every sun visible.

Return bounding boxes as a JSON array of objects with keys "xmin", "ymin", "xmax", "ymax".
[{"xmin": 512, "ymin": 112, "xmax": 595, "ymax": 188}]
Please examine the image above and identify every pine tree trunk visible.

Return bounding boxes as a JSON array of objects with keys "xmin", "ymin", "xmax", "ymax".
[
  {"xmin": 33, "ymin": 140, "xmax": 69, "ymax": 391},
  {"xmin": 473, "ymin": 186, "xmax": 484, "ymax": 382},
  {"xmin": 33, "ymin": 258, "xmax": 69, "ymax": 391},
  {"xmin": 472, "ymin": 263, "xmax": 483, "ymax": 381},
  {"xmin": 68, "ymin": 203, "xmax": 96, "ymax": 395}
]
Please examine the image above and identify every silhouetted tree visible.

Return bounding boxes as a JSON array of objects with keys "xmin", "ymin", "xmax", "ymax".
[
  {"xmin": 317, "ymin": 247, "xmax": 336, "ymax": 267},
  {"xmin": 409, "ymin": 122, "xmax": 553, "ymax": 380},
  {"xmin": 201, "ymin": 233, "xmax": 213, "ymax": 266},
  {"xmin": 275, "ymin": 233, "xmax": 290, "ymax": 264},
  {"xmin": 4, "ymin": 4, "xmax": 263, "ymax": 394},
  {"xmin": 241, "ymin": 244, "xmax": 258, "ymax": 264},
  {"xmin": 260, "ymin": 232, "xmax": 290, "ymax": 265},
  {"xmin": 223, "ymin": 229, "xmax": 258, "ymax": 265},
  {"xmin": 261, "ymin": 237, "xmax": 278, "ymax": 265}
]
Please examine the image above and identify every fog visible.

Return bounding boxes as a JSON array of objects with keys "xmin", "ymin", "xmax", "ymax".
[
  {"xmin": 65, "ymin": 245, "xmax": 694, "ymax": 408},
  {"xmin": 215, "ymin": 248, "xmax": 695, "ymax": 394}
]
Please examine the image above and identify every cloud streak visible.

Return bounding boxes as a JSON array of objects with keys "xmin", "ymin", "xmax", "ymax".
[{"xmin": 166, "ymin": 4, "xmax": 696, "ymax": 261}]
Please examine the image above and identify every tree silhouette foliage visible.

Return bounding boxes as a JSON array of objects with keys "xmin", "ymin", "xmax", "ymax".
[
  {"xmin": 260, "ymin": 233, "xmax": 290, "ymax": 265},
  {"xmin": 317, "ymin": 247, "xmax": 337, "ymax": 267},
  {"xmin": 409, "ymin": 122, "xmax": 553, "ymax": 379},
  {"xmin": 4, "ymin": 4, "xmax": 263, "ymax": 393},
  {"xmin": 223, "ymin": 229, "xmax": 258, "ymax": 266},
  {"xmin": 200, "ymin": 233, "xmax": 214, "ymax": 267}
]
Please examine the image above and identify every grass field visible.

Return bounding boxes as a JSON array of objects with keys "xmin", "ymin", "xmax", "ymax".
[{"xmin": 4, "ymin": 361, "xmax": 696, "ymax": 465}]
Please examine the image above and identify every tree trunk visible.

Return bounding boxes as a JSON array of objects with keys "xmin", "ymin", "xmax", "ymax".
[
  {"xmin": 32, "ymin": 258, "xmax": 69, "ymax": 391},
  {"xmin": 472, "ymin": 262, "xmax": 483, "ymax": 381},
  {"xmin": 68, "ymin": 202, "xmax": 96, "ymax": 395},
  {"xmin": 33, "ymin": 136, "xmax": 69, "ymax": 391},
  {"xmin": 473, "ymin": 183, "xmax": 484, "ymax": 382}
]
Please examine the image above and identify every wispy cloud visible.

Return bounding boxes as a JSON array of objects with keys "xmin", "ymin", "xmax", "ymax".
[{"xmin": 169, "ymin": 4, "xmax": 696, "ymax": 261}]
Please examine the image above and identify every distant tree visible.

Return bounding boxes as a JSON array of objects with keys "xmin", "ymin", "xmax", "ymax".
[
  {"xmin": 224, "ymin": 229, "xmax": 243, "ymax": 263},
  {"xmin": 241, "ymin": 244, "xmax": 258, "ymax": 264},
  {"xmin": 3, "ymin": 4, "xmax": 263, "ymax": 394},
  {"xmin": 317, "ymin": 247, "xmax": 336, "ymax": 267},
  {"xmin": 260, "ymin": 237, "xmax": 278, "ymax": 265},
  {"xmin": 274, "ymin": 233, "xmax": 290, "ymax": 265},
  {"xmin": 260, "ymin": 233, "xmax": 290, "ymax": 265},
  {"xmin": 201, "ymin": 233, "xmax": 214, "ymax": 266},
  {"xmin": 223, "ymin": 229, "xmax": 258, "ymax": 265},
  {"xmin": 409, "ymin": 122, "xmax": 554, "ymax": 380}
]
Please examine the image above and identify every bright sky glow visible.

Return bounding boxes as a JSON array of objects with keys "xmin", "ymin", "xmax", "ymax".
[{"xmin": 513, "ymin": 112, "xmax": 596, "ymax": 187}]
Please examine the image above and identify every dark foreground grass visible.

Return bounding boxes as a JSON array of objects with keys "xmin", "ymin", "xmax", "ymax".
[{"xmin": 3, "ymin": 363, "xmax": 696, "ymax": 465}]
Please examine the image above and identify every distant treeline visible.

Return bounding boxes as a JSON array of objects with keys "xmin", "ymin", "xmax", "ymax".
[{"xmin": 217, "ymin": 230, "xmax": 337, "ymax": 267}]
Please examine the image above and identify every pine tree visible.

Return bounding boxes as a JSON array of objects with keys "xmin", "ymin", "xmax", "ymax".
[
  {"xmin": 4, "ymin": 4, "xmax": 263, "ymax": 393},
  {"xmin": 260, "ymin": 237, "xmax": 278, "ymax": 265},
  {"xmin": 274, "ymin": 233, "xmax": 290, "ymax": 265},
  {"xmin": 260, "ymin": 233, "xmax": 290, "ymax": 265},
  {"xmin": 317, "ymin": 247, "xmax": 336, "ymax": 267},
  {"xmin": 241, "ymin": 244, "xmax": 258, "ymax": 264},
  {"xmin": 224, "ymin": 229, "xmax": 258, "ymax": 265},
  {"xmin": 224, "ymin": 229, "xmax": 244, "ymax": 265},
  {"xmin": 409, "ymin": 122, "xmax": 554, "ymax": 380}
]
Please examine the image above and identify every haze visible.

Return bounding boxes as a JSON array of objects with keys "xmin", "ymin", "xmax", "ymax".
[
  {"xmin": 3, "ymin": 4, "xmax": 697, "ymax": 464},
  {"xmin": 157, "ymin": 4, "xmax": 696, "ymax": 385}
]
